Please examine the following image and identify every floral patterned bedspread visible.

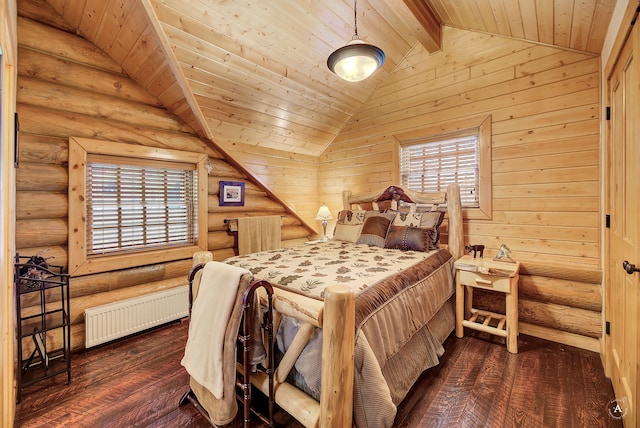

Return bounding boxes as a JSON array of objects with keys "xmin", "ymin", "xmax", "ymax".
[
  {"xmin": 224, "ymin": 240, "xmax": 455, "ymax": 428},
  {"xmin": 224, "ymin": 240, "xmax": 436, "ymax": 300}
]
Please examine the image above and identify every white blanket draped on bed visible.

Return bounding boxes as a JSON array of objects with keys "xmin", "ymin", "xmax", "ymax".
[{"xmin": 181, "ymin": 261, "xmax": 250, "ymax": 398}]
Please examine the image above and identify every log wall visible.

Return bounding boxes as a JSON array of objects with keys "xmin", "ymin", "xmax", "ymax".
[
  {"xmin": 15, "ymin": 16, "xmax": 312, "ymax": 351},
  {"xmin": 319, "ymin": 27, "xmax": 602, "ymax": 351}
]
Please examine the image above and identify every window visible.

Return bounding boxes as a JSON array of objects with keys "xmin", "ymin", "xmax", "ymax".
[
  {"xmin": 395, "ymin": 115, "xmax": 492, "ymax": 219},
  {"xmin": 400, "ymin": 134, "xmax": 479, "ymax": 207},
  {"xmin": 69, "ymin": 137, "xmax": 208, "ymax": 276},
  {"xmin": 86, "ymin": 157, "xmax": 198, "ymax": 255}
]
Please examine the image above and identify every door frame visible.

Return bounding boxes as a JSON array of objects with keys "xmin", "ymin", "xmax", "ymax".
[
  {"xmin": 602, "ymin": 2, "xmax": 640, "ymax": 426},
  {"xmin": 0, "ymin": 0, "xmax": 18, "ymax": 425},
  {"xmin": 603, "ymin": 0, "xmax": 639, "ymax": 377}
]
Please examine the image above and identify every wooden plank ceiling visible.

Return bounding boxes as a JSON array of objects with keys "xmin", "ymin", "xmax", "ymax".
[{"xmin": 40, "ymin": 0, "xmax": 615, "ymax": 157}]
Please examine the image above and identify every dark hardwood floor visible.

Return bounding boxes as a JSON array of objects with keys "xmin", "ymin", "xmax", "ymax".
[{"xmin": 14, "ymin": 319, "xmax": 623, "ymax": 428}]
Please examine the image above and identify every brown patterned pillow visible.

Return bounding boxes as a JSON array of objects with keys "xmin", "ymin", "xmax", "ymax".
[
  {"xmin": 392, "ymin": 212, "xmax": 423, "ymax": 227},
  {"xmin": 419, "ymin": 210, "xmax": 446, "ymax": 245},
  {"xmin": 336, "ymin": 209, "xmax": 366, "ymax": 225},
  {"xmin": 420, "ymin": 211, "xmax": 445, "ymax": 229},
  {"xmin": 356, "ymin": 215, "xmax": 393, "ymax": 247},
  {"xmin": 384, "ymin": 226, "xmax": 437, "ymax": 252}
]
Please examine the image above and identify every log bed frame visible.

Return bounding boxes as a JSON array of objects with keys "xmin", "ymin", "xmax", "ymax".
[{"xmin": 187, "ymin": 183, "xmax": 463, "ymax": 428}]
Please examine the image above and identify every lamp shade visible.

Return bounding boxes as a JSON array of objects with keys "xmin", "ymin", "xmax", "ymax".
[
  {"xmin": 327, "ymin": 39, "xmax": 385, "ymax": 82},
  {"xmin": 315, "ymin": 204, "xmax": 333, "ymax": 221}
]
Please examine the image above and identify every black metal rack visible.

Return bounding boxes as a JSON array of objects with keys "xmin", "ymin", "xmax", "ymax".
[{"xmin": 15, "ymin": 254, "xmax": 71, "ymax": 402}]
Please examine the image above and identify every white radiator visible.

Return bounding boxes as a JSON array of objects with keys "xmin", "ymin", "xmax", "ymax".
[{"xmin": 84, "ymin": 285, "xmax": 189, "ymax": 348}]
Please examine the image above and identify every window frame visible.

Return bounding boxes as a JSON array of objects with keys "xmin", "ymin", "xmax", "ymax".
[
  {"xmin": 394, "ymin": 115, "xmax": 492, "ymax": 220},
  {"xmin": 68, "ymin": 137, "xmax": 208, "ymax": 276}
]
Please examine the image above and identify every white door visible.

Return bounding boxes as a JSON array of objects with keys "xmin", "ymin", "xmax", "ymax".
[{"xmin": 605, "ymin": 20, "xmax": 640, "ymax": 427}]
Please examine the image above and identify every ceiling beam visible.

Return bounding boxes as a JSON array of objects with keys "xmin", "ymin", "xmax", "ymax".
[{"xmin": 399, "ymin": 0, "xmax": 441, "ymax": 52}]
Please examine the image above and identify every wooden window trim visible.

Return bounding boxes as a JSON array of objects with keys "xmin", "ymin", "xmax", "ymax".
[
  {"xmin": 68, "ymin": 137, "xmax": 208, "ymax": 276},
  {"xmin": 394, "ymin": 115, "xmax": 492, "ymax": 220}
]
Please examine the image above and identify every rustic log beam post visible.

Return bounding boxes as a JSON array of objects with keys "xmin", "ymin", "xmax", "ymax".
[
  {"xmin": 447, "ymin": 183, "xmax": 464, "ymax": 260},
  {"xmin": 319, "ymin": 285, "xmax": 355, "ymax": 428}
]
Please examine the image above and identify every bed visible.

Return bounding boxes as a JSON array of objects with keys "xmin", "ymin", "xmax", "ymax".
[{"xmin": 182, "ymin": 184, "xmax": 464, "ymax": 427}]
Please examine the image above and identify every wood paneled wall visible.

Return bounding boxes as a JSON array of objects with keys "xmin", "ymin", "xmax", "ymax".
[
  {"xmin": 14, "ymin": 16, "xmax": 311, "ymax": 351},
  {"xmin": 319, "ymin": 27, "xmax": 602, "ymax": 351},
  {"xmin": 215, "ymin": 141, "xmax": 321, "ymax": 230},
  {"xmin": 14, "ymin": 11, "xmax": 605, "ymax": 353}
]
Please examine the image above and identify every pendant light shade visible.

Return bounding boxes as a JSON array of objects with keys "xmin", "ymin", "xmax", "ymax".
[
  {"xmin": 327, "ymin": 0, "xmax": 385, "ymax": 82},
  {"xmin": 327, "ymin": 39, "xmax": 385, "ymax": 82}
]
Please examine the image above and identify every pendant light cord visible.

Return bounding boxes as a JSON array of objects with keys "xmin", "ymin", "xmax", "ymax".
[{"xmin": 353, "ymin": 0, "xmax": 359, "ymax": 39}]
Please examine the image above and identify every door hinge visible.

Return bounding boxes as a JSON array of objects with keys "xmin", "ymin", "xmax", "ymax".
[
  {"xmin": 606, "ymin": 106, "xmax": 611, "ymax": 120},
  {"xmin": 606, "ymin": 214, "xmax": 610, "ymax": 228},
  {"xmin": 606, "ymin": 321, "xmax": 610, "ymax": 335}
]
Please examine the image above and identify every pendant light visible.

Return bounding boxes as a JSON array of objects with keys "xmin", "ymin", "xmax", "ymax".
[{"xmin": 327, "ymin": 0, "xmax": 385, "ymax": 82}]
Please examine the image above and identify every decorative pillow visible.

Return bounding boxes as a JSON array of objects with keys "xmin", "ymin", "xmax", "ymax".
[
  {"xmin": 355, "ymin": 215, "xmax": 393, "ymax": 247},
  {"xmin": 332, "ymin": 223, "xmax": 364, "ymax": 243},
  {"xmin": 392, "ymin": 212, "xmax": 423, "ymax": 227},
  {"xmin": 419, "ymin": 211, "xmax": 445, "ymax": 229},
  {"xmin": 384, "ymin": 226, "xmax": 438, "ymax": 252},
  {"xmin": 419, "ymin": 210, "xmax": 446, "ymax": 245},
  {"xmin": 336, "ymin": 209, "xmax": 366, "ymax": 225}
]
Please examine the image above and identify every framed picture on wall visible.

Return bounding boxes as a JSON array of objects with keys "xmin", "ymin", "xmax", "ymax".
[{"xmin": 219, "ymin": 181, "xmax": 245, "ymax": 206}]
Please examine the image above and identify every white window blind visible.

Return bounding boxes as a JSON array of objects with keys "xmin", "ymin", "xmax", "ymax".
[
  {"xmin": 86, "ymin": 158, "xmax": 198, "ymax": 256},
  {"xmin": 400, "ymin": 134, "xmax": 479, "ymax": 207}
]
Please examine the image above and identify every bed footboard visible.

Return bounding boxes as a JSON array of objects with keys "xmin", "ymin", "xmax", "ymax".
[
  {"xmin": 186, "ymin": 251, "xmax": 355, "ymax": 428},
  {"xmin": 319, "ymin": 286, "xmax": 355, "ymax": 427}
]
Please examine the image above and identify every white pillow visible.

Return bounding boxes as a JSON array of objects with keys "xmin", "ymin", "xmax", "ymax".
[{"xmin": 332, "ymin": 223, "xmax": 364, "ymax": 243}]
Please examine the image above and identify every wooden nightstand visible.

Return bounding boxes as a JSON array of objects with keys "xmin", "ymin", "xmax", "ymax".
[{"xmin": 454, "ymin": 254, "xmax": 521, "ymax": 353}]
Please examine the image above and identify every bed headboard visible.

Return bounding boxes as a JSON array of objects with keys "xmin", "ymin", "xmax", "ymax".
[{"xmin": 341, "ymin": 184, "xmax": 464, "ymax": 260}]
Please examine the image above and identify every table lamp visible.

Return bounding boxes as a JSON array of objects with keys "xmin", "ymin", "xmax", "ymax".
[{"xmin": 315, "ymin": 203, "xmax": 333, "ymax": 241}]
